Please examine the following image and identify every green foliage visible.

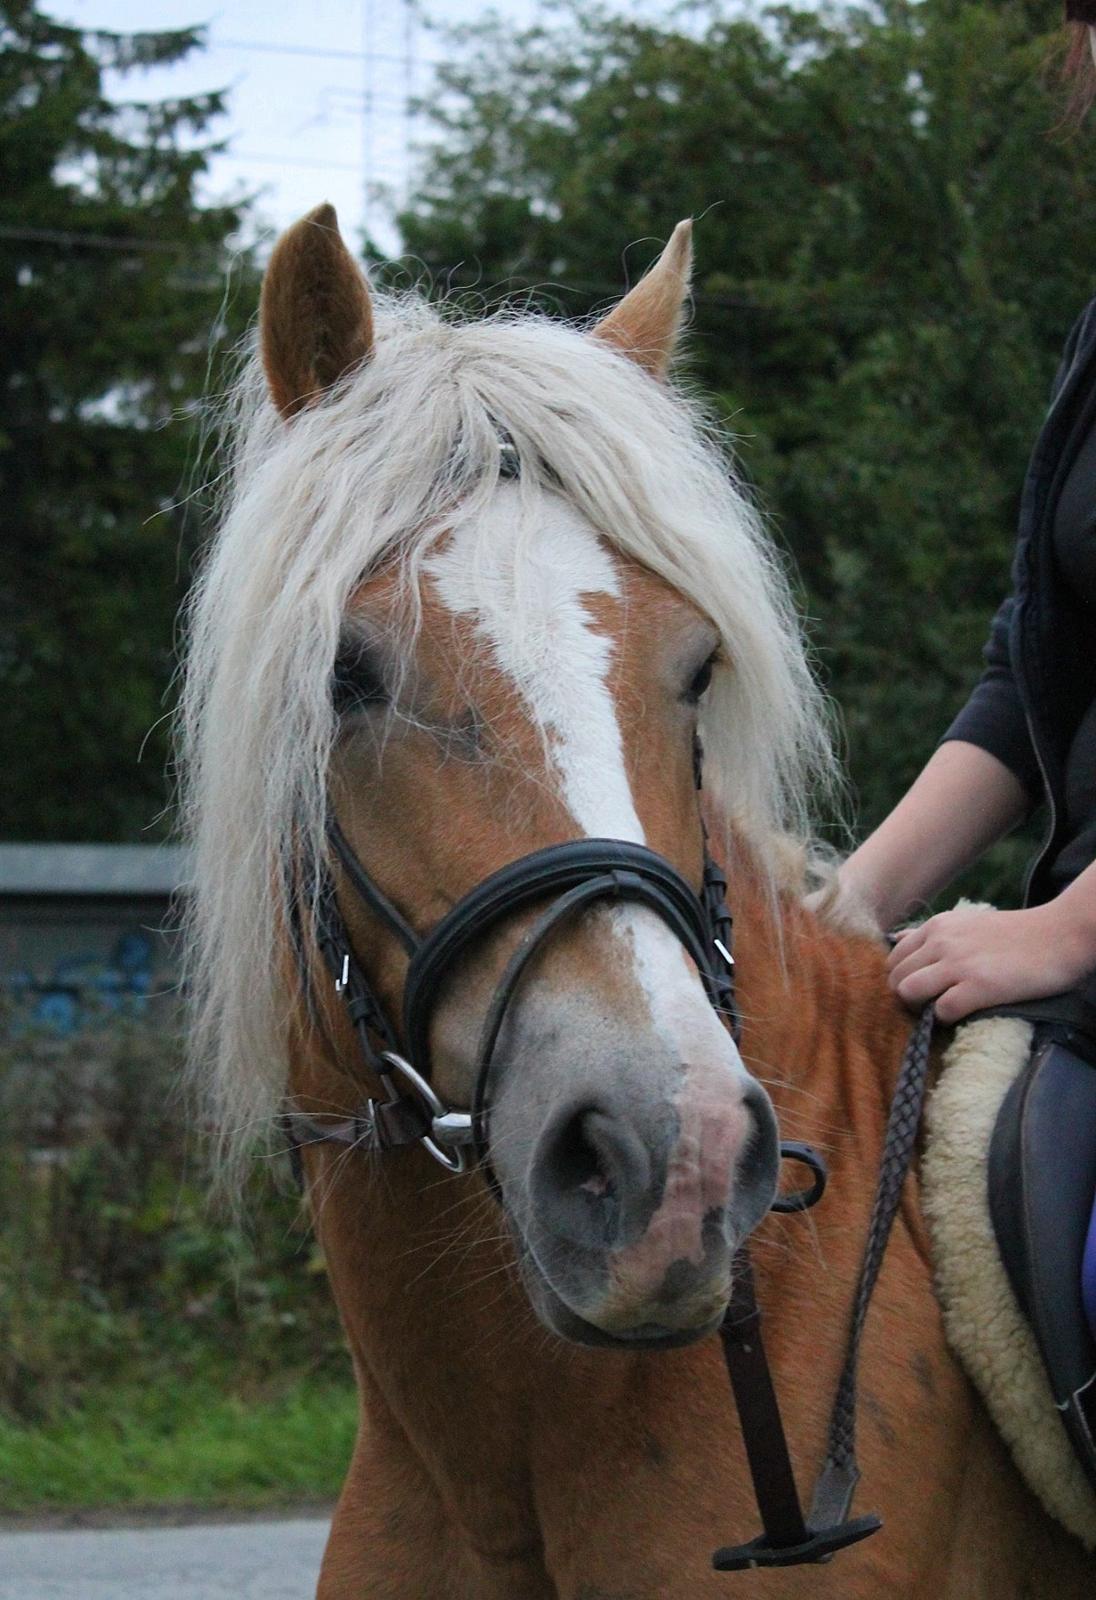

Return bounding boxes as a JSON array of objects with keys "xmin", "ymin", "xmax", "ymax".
[
  {"xmin": 0, "ymin": 1, "xmax": 257, "ymax": 842},
  {"xmin": 0, "ymin": 1016, "xmax": 358, "ymax": 1509},
  {"xmin": 5, "ymin": 0, "xmax": 1086, "ymax": 879},
  {"xmin": 0, "ymin": 1020, "xmax": 350, "ymax": 1447},
  {"xmin": 396, "ymin": 0, "xmax": 1092, "ymax": 881}
]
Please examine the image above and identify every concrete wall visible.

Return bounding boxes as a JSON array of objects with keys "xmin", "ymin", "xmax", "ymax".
[{"xmin": 0, "ymin": 846, "xmax": 188, "ymax": 1032}]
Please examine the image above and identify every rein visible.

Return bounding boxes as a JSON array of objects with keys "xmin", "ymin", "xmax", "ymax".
[{"xmin": 714, "ymin": 1003, "xmax": 936, "ymax": 1568}]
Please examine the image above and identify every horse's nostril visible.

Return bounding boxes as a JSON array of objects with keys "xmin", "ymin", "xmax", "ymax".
[
  {"xmin": 547, "ymin": 1108, "xmax": 616, "ymax": 1199},
  {"xmin": 534, "ymin": 1105, "xmax": 652, "ymax": 1249}
]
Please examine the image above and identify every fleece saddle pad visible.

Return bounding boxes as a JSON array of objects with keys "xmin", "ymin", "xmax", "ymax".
[{"xmin": 923, "ymin": 1015, "xmax": 1096, "ymax": 1549}]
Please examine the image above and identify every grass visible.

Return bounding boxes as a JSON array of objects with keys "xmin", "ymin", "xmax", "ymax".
[{"xmin": 0, "ymin": 1371, "xmax": 358, "ymax": 1514}]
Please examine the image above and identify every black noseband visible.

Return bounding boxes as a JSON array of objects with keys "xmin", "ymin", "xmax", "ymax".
[
  {"xmin": 401, "ymin": 834, "xmax": 736, "ymax": 1175},
  {"xmin": 305, "ymin": 814, "xmax": 740, "ymax": 1176},
  {"xmin": 402, "ymin": 836, "xmax": 734, "ymax": 1066}
]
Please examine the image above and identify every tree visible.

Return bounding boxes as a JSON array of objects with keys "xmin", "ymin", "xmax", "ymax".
[
  {"xmin": 395, "ymin": 1, "xmax": 1092, "ymax": 894},
  {"xmin": 0, "ymin": 1, "xmax": 255, "ymax": 840}
]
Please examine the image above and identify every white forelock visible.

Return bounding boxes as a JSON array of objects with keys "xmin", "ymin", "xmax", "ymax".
[{"xmin": 179, "ymin": 288, "xmax": 837, "ymax": 1186}]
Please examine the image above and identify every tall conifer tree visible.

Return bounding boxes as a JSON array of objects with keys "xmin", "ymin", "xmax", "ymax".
[{"xmin": 0, "ymin": 2, "xmax": 254, "ymax": 839}]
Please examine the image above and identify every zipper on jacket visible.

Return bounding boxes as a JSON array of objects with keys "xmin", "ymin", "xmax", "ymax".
[{"xmin": 1021, "ymin": 701, "xmax": 1058, "ymax": 909}]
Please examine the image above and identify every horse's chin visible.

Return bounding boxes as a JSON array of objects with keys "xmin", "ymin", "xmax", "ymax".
[{"xmin": 517, "ymin": 1247, "xmax": 728, "ymax": 1351}]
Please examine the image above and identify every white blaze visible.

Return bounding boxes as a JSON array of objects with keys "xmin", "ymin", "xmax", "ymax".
[
  {"xmin": 427, "ymin": 484, "xmax": 747, "ymax": 1077},
  {"xmin": 428, "ymin": 487, "xmax": 639, "ymax": 841}
]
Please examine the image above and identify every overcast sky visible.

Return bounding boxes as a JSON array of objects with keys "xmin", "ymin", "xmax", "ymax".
[{"xmin": 43, "ymin": 0, "xmax": 675, "ymax": 256}]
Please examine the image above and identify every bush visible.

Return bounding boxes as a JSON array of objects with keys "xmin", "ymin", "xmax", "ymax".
[{"xmin": 0, "ymin": 1016, "xmax": 348, "ymax": 1429}]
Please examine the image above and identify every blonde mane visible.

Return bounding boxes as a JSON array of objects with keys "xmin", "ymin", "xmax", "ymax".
[{"xmin": 179, "ymin": 290, "xmax": 838, "ymax": 1187}]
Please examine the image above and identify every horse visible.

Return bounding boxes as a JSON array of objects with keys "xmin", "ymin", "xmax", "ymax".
[{"xmin": 179, "ymin": 203, "xmax": 1094, "ymax": 1597}]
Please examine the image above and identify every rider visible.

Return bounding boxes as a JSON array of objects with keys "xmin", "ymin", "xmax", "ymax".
[{"xmin": 831, "ymin": 5, "xmax": 1096, "ymax": 1337}]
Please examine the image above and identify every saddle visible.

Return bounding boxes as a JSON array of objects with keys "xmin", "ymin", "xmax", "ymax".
[
  {"xmin": 922, "ymin": 1009, "xmax": 1096, "ymax": 1547},
  {"xmin": 983, "ymin": 995, "xmax": 1096, "ymax": 1495}
]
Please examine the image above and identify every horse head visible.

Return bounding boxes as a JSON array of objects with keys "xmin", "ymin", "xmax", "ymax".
[{"xmin": 184, "ymin": 204, "xmax": 833, "ymax": 1351}]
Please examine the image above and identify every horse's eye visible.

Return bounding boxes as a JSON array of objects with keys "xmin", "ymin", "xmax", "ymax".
[
  {"xmin": 332, "ymin": 634, "xmax": 387, "ymax": 717},
  {"xmin": 683, "ymin": 649, "xmax": 719, "ymax": 705}
]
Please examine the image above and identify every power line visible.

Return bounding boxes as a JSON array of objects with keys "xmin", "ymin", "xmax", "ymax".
[
  {"xmin": 0, "ymin": 224, "xmax": 190, "ymax": 254},
  {"xmin": 2, "ymin": 142, "xmax": 405, "ymax": 174},
  {"xmin": 221, "ymin": 150, "xmax": 360, "ymax": 173},
  {"xmin": 213, "ymin": 34, "xmax": 443, "ymax": 70},
  {"xmin": 223, "ymin": 150, "xmax": 406, "ymax": 174}
]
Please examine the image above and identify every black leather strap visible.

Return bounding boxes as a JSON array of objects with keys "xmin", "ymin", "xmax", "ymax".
[
  {"xmin": 715, "ymin": 1251, "xmax": 880, "ymax": 1569},
  {"xmin": 328, "ymin": 814, "xmax": 418, "ymax": 956},
  {"xmin": 401, "ymin": 839, "xmax": 721, "ymax": 1070},
  {"xmin": 718, "ymin": 1253, "xmax": 811, "ymax": 1549},
  {"xmin": 711, "ymin": 1005, "xmax": 936, "ymax": 1570},
  {"xmin": 311, "ymin": 860, "xmax": 399, "ymax": 1072}
]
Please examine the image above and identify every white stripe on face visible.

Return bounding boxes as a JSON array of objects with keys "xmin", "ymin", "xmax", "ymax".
[
  {"xmin": 427, "ymin": 486, "xmax": 639, "ymax": 842},
  {"xmin": 426, "ymin": 484, "xmax": 747, "ymax": 1078}
]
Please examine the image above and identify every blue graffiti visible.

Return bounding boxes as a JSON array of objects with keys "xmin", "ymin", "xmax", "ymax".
[{"xmin": 8, "ymin": 928, "xmax": 156, "ymax": 1034}]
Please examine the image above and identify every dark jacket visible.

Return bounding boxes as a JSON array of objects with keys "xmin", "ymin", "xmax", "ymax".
[{"xmin": 943, "ymin": 297, "xmax": 1096, "ymax": 909}]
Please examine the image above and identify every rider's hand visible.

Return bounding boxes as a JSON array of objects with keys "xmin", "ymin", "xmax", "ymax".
[{"xmin": 886, "ymin": 901, "xmax": 1096, "ymax": 1024}]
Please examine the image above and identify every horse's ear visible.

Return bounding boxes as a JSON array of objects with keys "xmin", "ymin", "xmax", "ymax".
[
  {"xmin": 259, "ymin": 203, "xmax": 375, "ymax": 419},
  {"xmin": 591, "ymin": 220, "xmax": 693, "ymax": 379}
]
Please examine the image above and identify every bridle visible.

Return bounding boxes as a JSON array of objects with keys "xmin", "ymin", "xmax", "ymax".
[
  {"xmin": 279, "ymin": 452, "xmax": 936, "ymax": 1573},
  {"xmin": 288, "ymin": 781, "xmax": 747, "ymax": 1185}
]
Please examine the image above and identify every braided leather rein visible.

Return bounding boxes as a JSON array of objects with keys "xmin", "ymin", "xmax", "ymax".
[{"xmin": 714, "ymin": 1001, "xmax": 937, "ymax": 1568}]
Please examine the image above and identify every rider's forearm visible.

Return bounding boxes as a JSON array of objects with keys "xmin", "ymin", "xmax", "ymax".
[
  {"xmin": 840, "ymin": 740, "xmax": 1031, "ymax": 930},
  {"xmin": 1053, "ymin": 857, "xmax": 1096, "ymax": 980}
]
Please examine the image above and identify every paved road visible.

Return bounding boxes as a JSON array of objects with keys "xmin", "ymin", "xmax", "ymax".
[{"xmin": 0, "ymin": 1517, "xmax": 329, "ymax": 1599}]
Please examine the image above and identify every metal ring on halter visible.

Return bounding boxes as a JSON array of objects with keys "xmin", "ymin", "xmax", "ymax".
[{"xmin": 379, "ymin": 1052, "xmax": 473, "ymax": 1173}]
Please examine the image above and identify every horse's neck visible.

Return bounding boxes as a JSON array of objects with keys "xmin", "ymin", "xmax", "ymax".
[
  {"xmin": 727, "ymin": 856, "xmax": 923, "ymax": 1290},
  {"xmin": 733, "ymin": 863, "xmax": 912, "ymax": 1173}
]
